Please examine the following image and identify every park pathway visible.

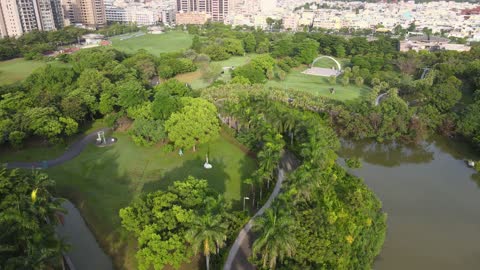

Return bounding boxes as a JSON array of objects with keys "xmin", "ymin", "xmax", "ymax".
[
  {"xmin": 374, "ymin": 93, "xmax": 388, "ymax": 106},
  {"xmin": 224, "ymin": 151, "xmax": 299, "ymax": 270},
  {"xmin": 6, "ymin": 128, "xmax": 110, "ymax": 169}
]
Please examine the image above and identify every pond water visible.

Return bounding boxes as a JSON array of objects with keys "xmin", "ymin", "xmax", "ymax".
[
  {"xmin": 56, "ymin": 200, "xmax": 114, "ymax": 270},
  {"xmin": 339, "ymin": 136, "xmax": 480, "ymax": 270}
]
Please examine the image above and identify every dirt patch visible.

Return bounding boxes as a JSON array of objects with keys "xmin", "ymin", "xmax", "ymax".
[
  {"xmin": 115, "ymin": 117, "xmax": 133, "ymax": 132},
  {"xmin": 175, "ymin": 70, "xmax": 203, "ymax": 83}
]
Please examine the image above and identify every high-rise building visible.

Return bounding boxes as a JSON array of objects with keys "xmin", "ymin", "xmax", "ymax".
[
  {"xmin": 211, "ymin": 0, "xmax": 228, "ymax": 22},
  {"xmin": 0, "ymin": 3, "xmax": 8, "ymax": 37},
  {"xmin": 0, "ymin": 0, "xmax": 63, "ymax": 37},
  {"xmin": 176, "ymin": 0, "xmax": 228, "ymax": 22},
  {"xmin": 16, "ymin": 0, "xmax": 42, "ymax": 32},
  {"xmin": 38, "ymin": 0, "xmax": 64, "ymax": 31},
  {"xmin": 61, "ymin": 0, "xmax": 106, "ymax": 29}
]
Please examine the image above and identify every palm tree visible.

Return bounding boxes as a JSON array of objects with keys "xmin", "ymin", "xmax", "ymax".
[
  {"xmin": 185, "ymin": 214, "xmax": 227, "ymax": 270},
  {"xmin": 252, "ymin": 208, "xmax": 297, "ymax": 269}
]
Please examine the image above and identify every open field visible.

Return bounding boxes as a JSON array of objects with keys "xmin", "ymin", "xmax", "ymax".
[
  {"xmin": 2, "ymin": 129, "xmax": 256, "ymax": 269},
  {"xmin": 176, "ymin": 54, "xmax": 257, "ymax": 89},
  {"xmin": 110, "ymin": 31, "xmax": 193, "ymax": 55},
  {"xmin": 0, "ymin": 58, "xmax": 46, "ymax": 85},
  {"xmin": 267, "ymin": 67, "xmax": 371, "ymax": 101}
]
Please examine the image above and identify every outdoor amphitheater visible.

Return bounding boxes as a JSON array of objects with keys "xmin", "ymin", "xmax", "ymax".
[{"xmin": 302, "ymin": 56, "xmax": 343, "ymax": 77}]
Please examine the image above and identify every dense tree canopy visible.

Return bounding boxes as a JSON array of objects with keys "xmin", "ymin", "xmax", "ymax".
[
  {"xmin": 0, "ymin": 169, "xmax": 67, "ymax": 269},
  {"xmin": 165, "ymin": 97, "xmax": 220, "ymax": 151},
  {"xmin": 119, "ymin": 177, "xmax": 239, "ymax": 270}
]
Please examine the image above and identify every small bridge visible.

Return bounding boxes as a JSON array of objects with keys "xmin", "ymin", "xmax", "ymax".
[{"xmin": 302, "ymin": 56, "xmax": 342, "ymax": 77}]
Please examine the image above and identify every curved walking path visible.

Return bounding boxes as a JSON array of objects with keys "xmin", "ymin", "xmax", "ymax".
[
  {"xmin": 224, "ymin": 152, "xmax": 299, "ymax": 270},
  {"xmin": 6, "ymin": 128, "xmax": 111, "ymax": 169},
  {"xmin": 374, "ymin": 93, "xmax": 388, "ymax": 106}
]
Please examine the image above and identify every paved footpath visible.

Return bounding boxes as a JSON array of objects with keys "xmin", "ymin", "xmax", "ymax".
[
  {"xmin": 224, "ymin": 151, "xmax": 299, "ymax": 270},
  {"xmin": 6, "ymin": 128, "xmax": 111, "ymax": 169}
]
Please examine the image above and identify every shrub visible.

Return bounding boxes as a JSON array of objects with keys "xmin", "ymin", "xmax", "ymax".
[
  {"xmin": 162, "ymin": 144, "xmax": 174, "ymax": 153},
  {"xmin": 345, "ymin": 157, "xmax": 362, "ymax": 169}
]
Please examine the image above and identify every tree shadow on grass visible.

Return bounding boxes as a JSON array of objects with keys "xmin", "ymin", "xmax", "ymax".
[
  {"xmin": 142, "ymin": 156, "xmax": 229, "ymax": 198},
  {"xmin": 238, "ymin": 155, "xmax": 257, "ymax": 212}
]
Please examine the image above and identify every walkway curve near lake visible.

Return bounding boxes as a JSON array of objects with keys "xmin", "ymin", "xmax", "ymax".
[
  {"xmin": 224, "ymin": 152, "xmax": 299, "ymax": 270},
  {"xmin": 6, "ymin": 127, "xmax": 111, "ymax": 169}
]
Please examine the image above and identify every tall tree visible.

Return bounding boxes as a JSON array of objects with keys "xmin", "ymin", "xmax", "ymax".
[
  {"xmin": 252, "ymin": 208, "xmax": 297, "ymax": 269},
  {"xmin": 165, "ymin": 98, "xmax": 220, "ymax": 151},
  {"xmin": 186, "ymin": 214, "xmax": 227, "ymax": 270}
]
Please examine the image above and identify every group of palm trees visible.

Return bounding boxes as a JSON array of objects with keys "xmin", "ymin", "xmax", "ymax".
[{"xmin": 218, "ymin": 92, "xmax": 344, "ymax": 269}]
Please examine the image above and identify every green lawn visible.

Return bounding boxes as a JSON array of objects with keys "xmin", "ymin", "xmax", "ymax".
[
  {"xmin": 267, "ymin": 67, "xmax": 371, "ymax": 101},
  {"xmin": 0, "ymin": 58, "xmax": 46, "ymax": 85},
  {"xmin": 215, "ymin": 54, "xmax": 256, "ymax": 67},
  {"xmin": 2, "ymin": 130, "xmax": 256, "ymax": 269},
  {"xmin": 110, "ymin": 31, "xmax": 193, "ymax": 55},
  {"xmin": 176, "ymin": 54, "xmax": 257, "ymax": 89}
]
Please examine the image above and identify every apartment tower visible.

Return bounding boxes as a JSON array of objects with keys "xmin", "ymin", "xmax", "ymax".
[
  {"xmin": 176, "ymin": 0, "xmax": 228, "ymax": 22},
  {"xmin": 0, "ymin": 0, "xmax": 63, "ymax": 37},
  {"xmin": 61, "ymin": 0, "xmax": 106, "ymax": 29}
]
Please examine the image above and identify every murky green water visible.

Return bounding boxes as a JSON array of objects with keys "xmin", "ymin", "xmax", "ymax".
[
  {"xmin": 339, "ymin": 137, "xmax": 480, "ymax": 270},
  {"xmin": 56, "ymin": 201, "xmax": 113, "ymax": 270}
]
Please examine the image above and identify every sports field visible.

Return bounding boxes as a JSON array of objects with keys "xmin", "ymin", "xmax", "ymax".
[{"xmin": 110, "ymin": 31, "xmax": 193, "ymax": 55}]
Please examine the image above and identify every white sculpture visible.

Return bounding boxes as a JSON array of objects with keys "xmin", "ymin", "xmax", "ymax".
[{"xmin": 204, "ymin": 154, "xmax": 213, "ymax": 169}]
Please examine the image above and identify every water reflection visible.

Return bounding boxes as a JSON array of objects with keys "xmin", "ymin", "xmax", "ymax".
[
  {"xmin": 339, "ymin": 137, "xmax": 480, "ymax": 270},
  {"xmin": 56, "ymin": 200, "xmax": 113, "ymax": 270},
  {"xmin": 339, "ymin": 139, "xmax": 434, "ymax": 167}
]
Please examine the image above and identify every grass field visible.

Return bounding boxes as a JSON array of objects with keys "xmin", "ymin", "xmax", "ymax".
[
  {"xmin": 2, "ymin": 129, "xmax": 256, "ymax": 269},
  {"xmin": 176, "ymin": 54, "xmax": 257, "ymax": 89},
  {"xmin": 267, "ymin": 67, "xmax": 371, "ymax": 101},
  {"xmin": 111, "ymin": 31, "xmax": 193, "ymax": 55},
  {"xmin": 0, "ymin": 58, "xmax": 46, "ymax": 85}
]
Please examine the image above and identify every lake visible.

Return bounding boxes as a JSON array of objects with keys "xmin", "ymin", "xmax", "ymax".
[{"xmin": 339, "ymin": 136, "xmax": 480, "ymax": 270}]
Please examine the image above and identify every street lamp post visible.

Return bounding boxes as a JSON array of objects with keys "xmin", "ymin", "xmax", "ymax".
[{"xmin": 243, "ymin": 197, "xmax": 250, "ymax": 212}]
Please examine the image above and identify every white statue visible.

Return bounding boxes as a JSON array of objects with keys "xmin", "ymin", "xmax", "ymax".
[{"xmin": 204, "ymin": 154, "xmax": 213, "ymax": 169}]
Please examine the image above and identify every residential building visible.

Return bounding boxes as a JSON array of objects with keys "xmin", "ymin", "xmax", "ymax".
[
  {"xmin": 176, "ymin": 0, "xmax": 228, "ymax": 22},
  {"xmin": 211, "ymin": 0, "xmax": 228, "ymax": 22},
  {"xmin": 0, "ymin": 0, "xmax": 63, "ymax": 37},
  {"xmin": 400, "ymin": 36, "xmax": 470, "ymax": 52},
  {"xmin": 105, "ymin": 5, "xmax": 127, "ymax": 23},
  {"xmin": 0, "ymin": 4, "xmax": 6, "ymax": 37},
  {"xmin": 61, "ymin": 0, "xmax": 106, "ymax": 29},
  {"xmin": 16, "ymin": 0, "xmax": 42, "ymax": 32},
  {"xmin": 0, "ymin": 0, "xmax": 23, "ymax": 37},
  {"xmin": 175, "ymin": 11, "xmax": 209, "ymax": 25},
  {"xmin": 38, "ymin": 0, "xmax": 64, "ymax": 31}
]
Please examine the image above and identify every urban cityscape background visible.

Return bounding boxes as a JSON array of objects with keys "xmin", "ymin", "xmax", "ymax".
[{"xmin": 0, "ymin": 1, "xmax": 479, "ymax": 47}]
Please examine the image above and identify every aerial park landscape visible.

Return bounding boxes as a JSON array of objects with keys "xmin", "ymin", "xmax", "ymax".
[{"xmin": 1, "ymin": 17, "xmax": 480, "ymax": 270}]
